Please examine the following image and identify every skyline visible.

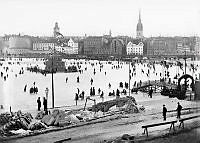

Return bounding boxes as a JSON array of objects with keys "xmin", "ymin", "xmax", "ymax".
[{"xmin": 0, "ymin": 0, "xmax": 200, "ymax": 37}]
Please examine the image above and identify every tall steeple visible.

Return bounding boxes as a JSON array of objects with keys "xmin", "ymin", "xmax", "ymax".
[
  {"xmin": 139, "ymin": 10, "xmax": 141, "ymax": 23},
  {"xmin": 136, "ymin": 10, "xmax": 143, "ymax": 39}
]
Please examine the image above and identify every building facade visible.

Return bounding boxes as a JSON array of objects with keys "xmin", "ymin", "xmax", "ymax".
[
  {"xmin": 110, "ymin": 39, "xmax": 125, "ymax": 56},
  {"xmin": 126, "ymin": 41, "xmax": 144, "ymax": 55},
  {"xmin": 195, "ymin": 37, "xmax": 200, "ymax": 55},
  {"xmin": 32, "ymin": 40, "xmax": 55, "ymax": 54},
  {"xmin": 83, "ymin": 36, "xmax": 102, "ymax": 55},
  {"xmin": 146, "ymin": 37, "xmax": 196, "ymax": 57},
  {"xmin": 7, "ymin": 36, "xmax": 32, "ymax": 55},
  {"xmin": 55, "ymin": 38, "xmax": 78, "ymax": 55},
  {"xmin": 83, "ymin": 36, "xmax": 125, "ymax": 56}
]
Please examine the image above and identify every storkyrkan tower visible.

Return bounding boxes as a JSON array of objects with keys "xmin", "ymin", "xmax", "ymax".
[
  {"xmin": 53, "ymin": 22, "xmax": 60, "ymax": 37},
  {"xmin": 136, "ymin": 10, "xmax": 143, "ymax": 39}
]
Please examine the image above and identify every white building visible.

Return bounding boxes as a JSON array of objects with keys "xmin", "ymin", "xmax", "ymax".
[
  {"xmin": 176, "ymin": 42, "xmax": 190, "ymax": 55},
  {"xmin": 126, "ymin": 41, "xmax": 144, "ymax": 55},
  {"xmin": 32, "ymin": 40, "xmax": 55, "ymax": 54},
  {"xmin": 55, "ymin": 38, "xmax": 78, "ymax": 55},
  {"xmin": 194, "ymin": 37, "xmax": 200, "ymax": 56},
  {"xmin": 7, "ymin": 36, "xmax": 32, "ymax": 55}
]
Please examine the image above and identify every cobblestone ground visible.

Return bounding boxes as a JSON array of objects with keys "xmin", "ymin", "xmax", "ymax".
[{"xmin": 137, "ymin": 121, "xmax": 200, "ymax": 143}]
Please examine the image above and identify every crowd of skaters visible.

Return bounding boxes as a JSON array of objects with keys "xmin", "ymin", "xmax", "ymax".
[{"xmin": 0, "ymin": 58, "xmax": 199, "ymax": 112}]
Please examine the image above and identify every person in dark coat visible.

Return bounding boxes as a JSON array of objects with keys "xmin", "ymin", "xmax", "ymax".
[
  {"xmin": 75, "ymin": 93, "xmax": 79, "ymax": 105},
  {"xmin": 163, "ymin": 104, "xmax": 167, "ymax": 121},
  {"xmin": 92, "ymin": 87, "xmax": 95, "ymax": 96},
  {"xmin": 43, "ymin": 97, "xmax": 47, "ymax": 113},
  {"xmin": 37, "ymin": 97, "xmax": 41, "ymax": 111},
  {"xmin": 90, "ymin": 87, "xmax": 93, "ymax": 96},
  {"xmin": 24, "ymin": 84, "xmax": 27, "ymax": 92},
  {"xmin": 149, "ymin": 88, "xmax": 153, "ymax": 98},
  {"xmin": 176, "ymin": 102, "xmax": 182, "ymax": 119},
  {"xmin": 90, "ymin": 78, "xmax": 93, "ymax": 85},
  {"xmin": 77, "ymin": 76, "xmax": 79, "ymax": 83}
]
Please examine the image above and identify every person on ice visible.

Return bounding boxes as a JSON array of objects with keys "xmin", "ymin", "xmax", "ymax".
[
  {"xmin": 163, "ymin": 104, "xmax": 167, "ymax": 121},
  {"xmin": 176, "ymin": 102, "xmax": 182, "ymax": 119},
  {"xmin": 37, "ymin": 97, "xmax": 41, "ymax": 111}
]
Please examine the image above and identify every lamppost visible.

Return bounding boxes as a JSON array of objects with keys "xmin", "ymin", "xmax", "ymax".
[{"xmin": 45, "ymin": 87, "xmax": 49, "ymax": 100}]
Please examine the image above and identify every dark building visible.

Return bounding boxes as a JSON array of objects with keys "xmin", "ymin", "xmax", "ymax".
[
  {"xmin": 146, "ymin": 37, "xmax": 196, "ymax": 57},
  {"xmin": 83, "ymin": 36, "xmax": 125, "ymax": 56}
]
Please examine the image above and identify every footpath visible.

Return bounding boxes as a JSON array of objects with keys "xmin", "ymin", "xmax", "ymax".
[
  {"xmin": 1, "ymin": 93, "xmax": 200, "ymax": 143},
  {"xmin": 2, "ymin": 111, "xmax": 200, "ymax": 143}
]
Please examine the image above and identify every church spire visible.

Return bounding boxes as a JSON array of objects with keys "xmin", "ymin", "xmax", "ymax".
[
  {"xmin": 139, "ymin": 9, "xmax": 141, "ymax": 22},
  {"xmin": 136, "ymin": 10, "xmax": 143, "ymax": 39}
]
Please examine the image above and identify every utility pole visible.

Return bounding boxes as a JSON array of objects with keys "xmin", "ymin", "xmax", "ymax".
[
  {"xmin": 51, "ymin": 47, "xmax": 55, "ymax": 108},
  {"xmin": 128, "ymin": 56, "xmax": 132, "ymax": 96},
  {"xmin": 184, "ymin": 50, "xmax": 187, "ymax": 93},
  {"xmin": 129, "ymin": 58, "xmax": 131, "ymax": 97}
]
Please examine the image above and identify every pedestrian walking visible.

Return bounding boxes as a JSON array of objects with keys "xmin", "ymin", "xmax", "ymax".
[
  {"xmin": 77, "ymin": 88, "xmax": 80, "ymax": 95},
  {"xmin": 77, "ymin": 76, "xmax": 79, "ymax": 83},
  {"xmin": 108, "ymin": 83, "xmax": 111, "ymax": 88},
  {"xmin": 100, "ymin": 91, "xmax": 104, "ymax": 102},
  {"xmin": 176, "ymin": 102, "xmax": 182, "ymax": 119},
  {"xmin": 24, "ymin": 84, "xmax": 27, "ymax": 92},
  {"xmin": 98, "ymin": 88, "xmax": 101, "ymax": 95},
  {"xmin": 90, "ymin": 87, "xmax": 93, "ymax": 96},
  {"xmin": 90, "ymin": 78, "xmax": 93, "ymax": 85},
  {"xmin": 92, "ymin": 87, "xmax": 95, "ymax": 96},
  {"xmin": 163, "ymin": 104, "xmax": 167, "ymax": 121},
  {"xmin": 149, "ymin": 87, "xmax": 153, "ymax": 98},
  {"xmin": 37, "ymin": 97, "xmax": 41, "ymax": 111}
]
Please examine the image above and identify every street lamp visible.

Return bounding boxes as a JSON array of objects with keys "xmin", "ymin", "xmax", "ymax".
[{"xmin": 45, "ymin": 87, "xmax": 49, "ymax": 100}]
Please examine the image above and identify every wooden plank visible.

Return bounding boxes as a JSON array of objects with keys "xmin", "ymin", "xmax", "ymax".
[{"xmin": 142, "ymin": 120, "xmax": 177, "ymax": 128}]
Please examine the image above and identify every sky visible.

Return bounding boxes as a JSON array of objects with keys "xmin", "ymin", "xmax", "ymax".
[{"xmin": 0, "ymin": 0, "xmax": 200, "ymax": 37}]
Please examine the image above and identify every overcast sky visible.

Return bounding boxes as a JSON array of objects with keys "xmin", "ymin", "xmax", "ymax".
[{"xmin": 0, "ymin": 0, "xmax": 200, "ymax": 37}]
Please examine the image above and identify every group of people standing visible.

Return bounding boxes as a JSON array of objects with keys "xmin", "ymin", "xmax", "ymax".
[
  {"xmin": 37, "ymin": 97, "xmax": 48, "ymax": 114},
  {"xmin": 162, "ymin": 102, "xmax": 182, "ymax": 121}
]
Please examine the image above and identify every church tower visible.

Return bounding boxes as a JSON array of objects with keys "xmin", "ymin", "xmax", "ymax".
[
  {"xmin": 136, "ymin": 10, "xmax": 143, "ymax": 39},
  {"xmin": 53, "ymin": 22, "xmax": 60, "ymax": 37}
]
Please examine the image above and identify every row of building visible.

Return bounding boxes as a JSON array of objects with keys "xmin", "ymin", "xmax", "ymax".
[
  {"xmin": 0, "ymin": 34, "xmax": 197, "ymax": 57},
  {"xmin": 0, "ymin": 12, "xmax": 199, "ymax": 57}
]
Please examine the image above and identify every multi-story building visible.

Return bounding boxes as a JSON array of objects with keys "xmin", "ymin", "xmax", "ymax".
[
  {"xmin": 32, "ymin": 39, "xmax": 55, "ymax": 54},
  {"xmin": 83, "ymin": 36, "xmax": 125, "ymax": 56},
  {"xmin": 194, "ymin": 37, "xmax": 200, "ymax": 55},
  {"xmin": 146, "ymin": 37, "xmax": 196, "ymax": 57},
  {"xmin": 83, "ymin": 36, "xmax": 103, "ymax": 55},
  {"xmin": 110, "ymin": 39, "xmax": 126, "ymax": 56},
  {"xmin": 55, "ymin": 38, "xmax": 78, "ymax": 55},
  {"xmin": 78, "ymin": 40, "xmax": 84, "ymax": 55},
  {"xmin": 7, "ymin": 35, "xmax": 32, "ymax": 55},
  {"xmin": 126, "ymin": 41, "xmax": 144, "ymax": 55}
]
